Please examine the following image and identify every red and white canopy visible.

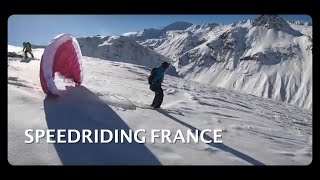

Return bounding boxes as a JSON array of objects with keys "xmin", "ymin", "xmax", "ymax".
[{"xmin": 40, "ymin": 34, "xmax": 83, "ymax": 96}]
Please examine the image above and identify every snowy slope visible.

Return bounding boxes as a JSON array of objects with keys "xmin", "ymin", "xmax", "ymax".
[
  {"xmin": 120, "ymin": 16, "xmax": 312, "ymax": 110},
  {"xmin": 8, "ymin": 45, "xmax": 44, "ymax": 59},
  {"xmin": 288, "ymin": 20, "xmax": 312, "ymax": 37},
  {"xmin": 8, "ymin": 15, "xmax": 312, "ymax": 111},
  {"xmin": 154, "ymin": 24, "xmax": 232, "ymax": 61},
  {"xmin": 126, "ymin": 22, "xmax": 230, "ymax": 61},
  {"xmin": 174, "ymin": 15, "xmax": 312, "ymax": 110},
  {"xmin": 8, "ymin": 46, "xmax": 312, "ymax": 165},
  {"xmin": 139, "ymin": 38, "xmax": 166, "ymax": 50},
  {"xmin": 288, "ymin": 20, "xmax": 311, "ymax": 26},
  {"xmin": 154, "ymin": 31, "xmax": 206, "ymax": 60}
]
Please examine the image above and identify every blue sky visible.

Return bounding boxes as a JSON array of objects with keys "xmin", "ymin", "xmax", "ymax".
[{"xmin": 8, "ymin": 15, "xmax": 311, "ymax": 46}]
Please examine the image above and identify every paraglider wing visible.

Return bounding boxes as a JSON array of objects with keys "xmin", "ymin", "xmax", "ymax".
[{"xmin": 40, "ymin": 34, "xmax": 83, "ymax": 96}]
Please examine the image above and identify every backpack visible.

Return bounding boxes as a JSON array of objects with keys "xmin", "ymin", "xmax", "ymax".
[
  {"xmin": 26, "ymin": 42, "xmax": 31, "ymax": 49},
  {"xmin": 148, "ymin": 68, "xmax": 158, "ymax": 85}
]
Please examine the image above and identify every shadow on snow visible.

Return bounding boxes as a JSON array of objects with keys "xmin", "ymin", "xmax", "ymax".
[{"xmin": 44, "ymin": 85, "xmax": 161, "ymax": 165}]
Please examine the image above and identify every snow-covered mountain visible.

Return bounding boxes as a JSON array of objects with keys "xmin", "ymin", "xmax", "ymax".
[
  {"xmin": 8, "ymin": 46, "xmax": 312, "ymax": 165},
  {"xmin": 124, "ymin": 15, "xmax": 312, "ymax": 110},
  {"xmin": 288, "ymin": 20, "xmax": 311, "ymax": 26},
  {"xmin": 77, "ymin": 35, "xmax": 178, "ymax": 76},
  {"xmin": 124, "ymin": 22, "xmax": 228, "ymax": 60},
  {"xmin": 154, "ymin": 31, "xmax": 206, "ymax": 60},
  {"xmin": 123, "ymin": 21, "xmax": 193, "ymax": 42},
  {"xmin": 287, "ymin": 20, "xmax": 312, "ymax": 37},
  {"xmin": 10, "ymin": 15, "xmax": 312, "ymax": 110}
]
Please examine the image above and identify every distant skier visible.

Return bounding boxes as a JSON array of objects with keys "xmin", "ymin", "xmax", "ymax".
[
  {"xmin": 22, "ymin": 42, "xmax": 34, "ymax": 59},
  {"xmin": 148, "ymin": 61, "xmax": 170, "ymax": 109}
]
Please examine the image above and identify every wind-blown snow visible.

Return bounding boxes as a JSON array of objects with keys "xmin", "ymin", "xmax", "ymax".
[{"xmin": 8, "ymin": 45, "xmax": 312, "ymax": 165}]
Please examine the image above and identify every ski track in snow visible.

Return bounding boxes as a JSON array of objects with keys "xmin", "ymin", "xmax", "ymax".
[{"xmin": 8, "ymin": 52, "xmax": 312, "ymax": 165}]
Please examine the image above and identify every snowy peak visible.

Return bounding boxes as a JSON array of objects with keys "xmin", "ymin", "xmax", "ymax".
[
  {"xmin": 137, "ymin": 28, "xmax": 162, "ymax": 40},
  {"xmin": 169, "ymin": 16, "xmax": 312, "ymax": 110},
  {"xmin": 197, "ymin": 23, "xmax": 220, "ymax": 32},
  {"xmin": 161, "ymin": 21, "xmax": 193, "ymax": 32},
  {"xmin": 200, "ymin": 23, "xmax": 219, "ymax": 28},
  {"xmin": 252, "ymin": 15, "xmax": 303, "ymax": 36},
  {"xmin": 184, "ymin": 23, "xmax": 222, "ymax": 38},
  {"xmin": 124, "ymin": 22, "xmax": 194, "ymax": 41},
  {"xmin": 253, "ymin": 15, "xmax": 289, "ymax": 29},
  {"xmin": 126, "ymin": 28, "xmax": 163, "ymax": 41},
  {"xmin": 185, "ymin": 24, "xmax": 201, "ymax": 32},
  {"xmin": 99, "ymin": 35, "xmax": 137, "ymax": 46},
  {"xmin": 231, "ymin": 19, "xmax": 253, "ymax": 27}
]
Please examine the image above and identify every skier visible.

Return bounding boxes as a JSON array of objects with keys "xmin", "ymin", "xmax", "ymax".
[
  {"xmin": 22, "ymin": 42, "xmax": 34, "ymax": 59},
  {"xmin": 149, "ymin": 61, "xmax": 170, "ymax": 109}
]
